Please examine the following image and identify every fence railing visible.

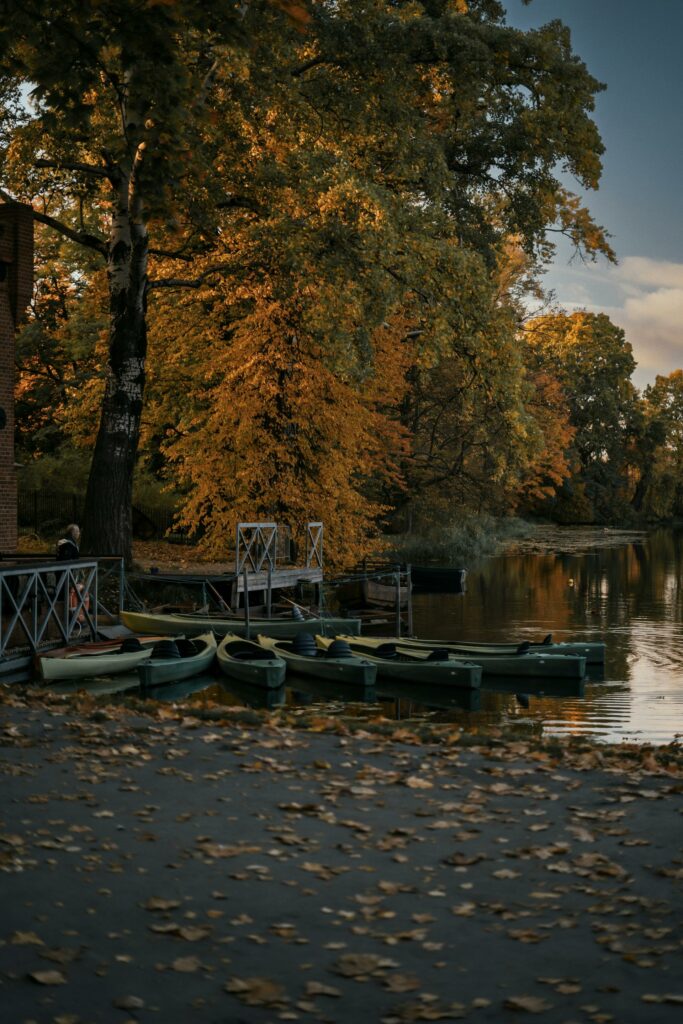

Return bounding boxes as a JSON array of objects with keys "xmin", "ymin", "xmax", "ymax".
[{"xmin": 0, "ymin": 557, "xmax": 125, "ymax": 661}]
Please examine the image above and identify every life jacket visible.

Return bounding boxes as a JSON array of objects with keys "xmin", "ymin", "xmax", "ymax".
[{"xmin": 69, "ymin": 583, "xmax": 90, "ymax": 624}]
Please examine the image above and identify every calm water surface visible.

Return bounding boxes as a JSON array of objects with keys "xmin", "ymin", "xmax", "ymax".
[
  {"xmin": 407, "ymin": 526, "xmax": 683, "ymax": 745},
  {"xmin": 60, "ymin": 528, "xmax": 683, "ymax": 745}
]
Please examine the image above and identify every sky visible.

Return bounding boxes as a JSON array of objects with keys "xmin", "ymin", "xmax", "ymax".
[{"xmin": 505, "ymin": 0, "xmax": 683, "ymax": 389}]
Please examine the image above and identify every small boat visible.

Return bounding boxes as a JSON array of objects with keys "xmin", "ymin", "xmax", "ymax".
[
  {"xmin": 410, "ymin": 566, "xmax": 467, "ymax": 593},
  {"xmin": 415, "ymin": 634, "xmax": 605, "ymax": 665},
  {"xmin": 316, "ymin": 636, "xmax": 482, "ymax": 689},
  {"xmin": 217, "ymin": 634, "xmax": 287, "ymax": 689},
  {"xmin": 38, "ymin": 635, "xmax": 155, "ymax": 682},
  {"xmin": 121, "ymin": 609, "xmax": 361, "ymax": 639},
  {"xmin": 362, "ymin": 578, "xmax": 412, "ymax": 608},
  {"xmin": 137, "ymin": 632, "xmax": 217, "ymax": 688},
  {"xmin": 334, "ymin": 635, "xmax": 586, "ymax": 680},
  {"xmin": 258, "ymin": 634, "xmax": 377, "ymax": 686}
]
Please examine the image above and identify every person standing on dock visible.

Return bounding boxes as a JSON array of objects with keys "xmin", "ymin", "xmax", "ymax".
[{"xmin": 56, "ymin": 524, "xmax": 81, "ymax": 561}]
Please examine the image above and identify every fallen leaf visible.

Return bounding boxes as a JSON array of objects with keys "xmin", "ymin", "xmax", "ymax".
[
  {"xmin": 305, "ymin": 981, "xmax": 342, "ymax": 997},
  {"xmin": 225, "ymin": 976, "xmax": 287, "ymax": 1006},
  {"xmin": 172, "ymin": 956, "xmax": 202, "ymax": 973},
  {"xmin": 11, "ymin": 931, "xmax": 44, "ymax": 945},
  {"xmin": 504, "ymin": 996, "xmax": 553, "ymax": 1013},
  {"xmin": 404, "ymin": 776, "xmax": 433, "ymax": 790},
  {"xmin": 113, "ymin": 995, "xmax": 145, "ymax": 1010},
  {"xmin": 28, "ymin": 970, "xmax": 66, "ymax": 985},
  {"xmin": 143, "ymin": 897, "xmax": 181, "ymax": 912}
]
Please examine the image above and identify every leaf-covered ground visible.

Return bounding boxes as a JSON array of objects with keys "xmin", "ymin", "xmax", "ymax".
[{"xmin": 1, "ymin": 688, "xmax": 682, "ymax": 1023}]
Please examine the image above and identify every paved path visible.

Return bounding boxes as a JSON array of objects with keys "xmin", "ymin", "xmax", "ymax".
[{"xmin": 1, "ymin": 693, "xmax": 682, "ymax": 1023}]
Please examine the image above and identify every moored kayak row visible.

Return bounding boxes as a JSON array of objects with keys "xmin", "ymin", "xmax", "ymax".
[{"xmin": 36, "ymin": 605, "xmax": 603, "ymax": 692}]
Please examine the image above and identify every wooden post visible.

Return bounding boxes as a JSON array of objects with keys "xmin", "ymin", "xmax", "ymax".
[
  {"xmin": 266, "ymin": 565, "xmax": 272, "ymax": 618},
  {"xmin": 406, "ymin": 564, "xmax": 413, "ymax": 636},
  {"xmin": 243, "ymin": 567, "xmax": 250, "ymax": 639},
  {"xmin": 395, "ymin": 570, "xmax": 401, "ymax": 638}
]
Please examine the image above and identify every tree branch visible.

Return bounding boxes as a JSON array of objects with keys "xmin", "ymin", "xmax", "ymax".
[
  {"xmin": 148, "ymin": 248, "xmax": 194, "ymax": 262},
  {"xmin": 291, "ymin": 56, "xmax": 333, "ymax": 78},
  {"xmin": 32, "ymin": 209, "xmax": 108, "ymax": 255},
  {"xmin": 0, "ymin": 187, "xmax": 107, "ymax": 255},
  {"xmin": 147, "ymin": 265, "xmax": 226, "ymax": 291},
  {"xmin": 34, "ymin": 158, "xmax": 111, "ymax": 179}
]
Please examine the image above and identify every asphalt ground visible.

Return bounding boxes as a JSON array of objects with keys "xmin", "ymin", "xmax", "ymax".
[{"xmin": 1, "ymin": 691, "xmax": 682, "ymax": 1024}]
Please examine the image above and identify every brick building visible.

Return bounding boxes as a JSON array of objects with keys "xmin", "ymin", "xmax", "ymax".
[{"xmin": 0, "ymin": 202, "xmax": 34, "ymax": 553}]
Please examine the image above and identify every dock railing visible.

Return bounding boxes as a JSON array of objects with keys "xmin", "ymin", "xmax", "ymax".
[{"xmin": 0, "ymin": 556, "xmax": 125, "ymax": 664}]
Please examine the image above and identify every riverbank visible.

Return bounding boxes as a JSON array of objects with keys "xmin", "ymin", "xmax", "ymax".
[{"xmin": 2, "ymin": 686, "xmax": 682, "ymax": 1023}]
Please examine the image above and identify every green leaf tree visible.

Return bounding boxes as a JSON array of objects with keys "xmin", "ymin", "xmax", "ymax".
[{"xmin": 524, "ymin": 312, "xmax": 640, "ymax": 522}]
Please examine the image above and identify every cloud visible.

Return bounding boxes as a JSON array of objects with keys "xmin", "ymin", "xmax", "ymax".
[
  {"xmin": 618, "ymin": 257, "xmax": 683, "ymax": 290},
  {"xmin": 546, "ymin": 254, "xmax": 683, "ymax": 388}
]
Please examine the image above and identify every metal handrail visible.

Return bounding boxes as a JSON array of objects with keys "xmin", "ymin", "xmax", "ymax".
[{"xmin": 0, "ymin": 557, "xmax": 125, "ymax": 660}]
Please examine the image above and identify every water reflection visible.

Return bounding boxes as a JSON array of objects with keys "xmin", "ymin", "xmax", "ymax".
[{"xmin": 410, "ymin": 527, "xmax": 683, "ymax": 744}]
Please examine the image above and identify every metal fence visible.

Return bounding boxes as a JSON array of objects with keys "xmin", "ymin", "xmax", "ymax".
[
  {"xmin": 17, "ymin": 489, "xmax": 189, "ymax": 542},
  {"xmin": 0, "ymin": 556, "xmax": 125, "ymax": 669}
]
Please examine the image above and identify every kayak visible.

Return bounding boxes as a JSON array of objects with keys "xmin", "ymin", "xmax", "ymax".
[
  {"xmin": 410, "ymin": 635, "xmax": 605, "ymax": 665},
  {"xmin": 334, "ymin": 635, "xmax": 586, "ymax": 680},
  {"xmin": 217, "ymin": 634, "xmax": 287, "ymax": 689},
  {"xmin": 137, "ymin": 632, "xmax": 217, "ymax": 688},
  {"xmin": 316, "ymin": 636, "xmax": 482, "ymax": 690},
  {"xmin": 258, "ymin": 634, "xmax": 377, "ymax": 686},
  {"xmin": 38, "ymin": 635, "xmax": 154, "ymax": 682},
  {"xmin": 121, "ymin": 609, "xmax": 362, "ymax": 639}
]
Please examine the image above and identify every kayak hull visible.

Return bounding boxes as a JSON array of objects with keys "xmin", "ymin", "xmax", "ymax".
[
  {"xmin": 121, "ymin": 609, "xmax": 361, "ymax": 639},
  {"xmin": 137, "ymin": 632, "xmax": 217, "ymax": 688},
  {"xmin": 217, "ymin": 634, "xmax": 287, "ymax": 689},
  {"xmin": 258, "ymin": 635, "xmax": 377, "ymax": 686}
]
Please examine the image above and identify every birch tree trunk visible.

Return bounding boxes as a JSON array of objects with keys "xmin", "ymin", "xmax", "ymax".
[{"xmin": 81, "ymin": 174, "xmax": 148, "ymax": 564}]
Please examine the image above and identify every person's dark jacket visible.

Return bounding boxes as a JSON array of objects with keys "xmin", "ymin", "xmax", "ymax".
[{"xmin": 56, "ymin": 538, "xmax": 80, "ymax": 561}]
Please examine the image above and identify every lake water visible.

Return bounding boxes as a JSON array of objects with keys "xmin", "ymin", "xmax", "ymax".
[
  {"xmin": 53, "ymin": 528, "xmax": 683, "ymax": 745},
  {"xmin": 407, "ymin": 527, "xmax": 683, "ymax": 746}
]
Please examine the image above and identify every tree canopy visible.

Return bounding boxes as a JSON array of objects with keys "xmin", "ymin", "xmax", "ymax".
[{"xmin": 1, "ymin": 0, "xmax": 624, "ymax": 564}]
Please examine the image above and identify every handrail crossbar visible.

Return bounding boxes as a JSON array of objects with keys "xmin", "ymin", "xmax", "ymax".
[
  {"xmin": 305, "ymin": 522, "xmax": 323, "ymax": 569},
  {"xmin": 0, "ymin": 559, "xmax": 120, "ymax": 660},
  {"xmin": 235, "ymin": 523, "xmax": 278, "ymax": 574}
]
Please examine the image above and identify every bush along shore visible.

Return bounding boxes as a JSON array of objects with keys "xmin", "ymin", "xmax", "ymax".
[{"xmin": 1, "ymin": 685, "xmax": 682, "ymax": 1023}]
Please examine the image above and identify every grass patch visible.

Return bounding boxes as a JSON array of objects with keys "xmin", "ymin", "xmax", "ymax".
[{"xmin": 386, "ymin": 515, "xmax": 535, "ymax": 565}]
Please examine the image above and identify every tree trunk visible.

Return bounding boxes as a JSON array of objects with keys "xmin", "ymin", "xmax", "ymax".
[{"xmin": 81, "ymin": 208, "xmax": 148, "ymax": 564}]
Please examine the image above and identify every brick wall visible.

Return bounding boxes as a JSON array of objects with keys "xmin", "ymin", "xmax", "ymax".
[{"xmin": 0, "ymin": 203, "xmax": 34, "ymax": 553}]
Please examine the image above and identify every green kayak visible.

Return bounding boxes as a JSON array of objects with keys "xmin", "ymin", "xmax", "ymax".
[
  {"xmin": 121, "ymin": 609, "xmax": 361, "ymax": 639},
  {"xmin": 217, "ymin": 634, "xmax": 287, "ymax": 689},
  {"xmin": 137, "ymin": 632, "xmax": 217, "ymax": 688},
  {"xmin": 318, "ymin": 636, "xmax": 482, "ymax": 689},
  {"xmin": 336, "ymin": 635, "xmax": 586, "ymax": 680},
  {"xmin": 259, "ymin": 634, "xmax": 376, "ymax": 686}
]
